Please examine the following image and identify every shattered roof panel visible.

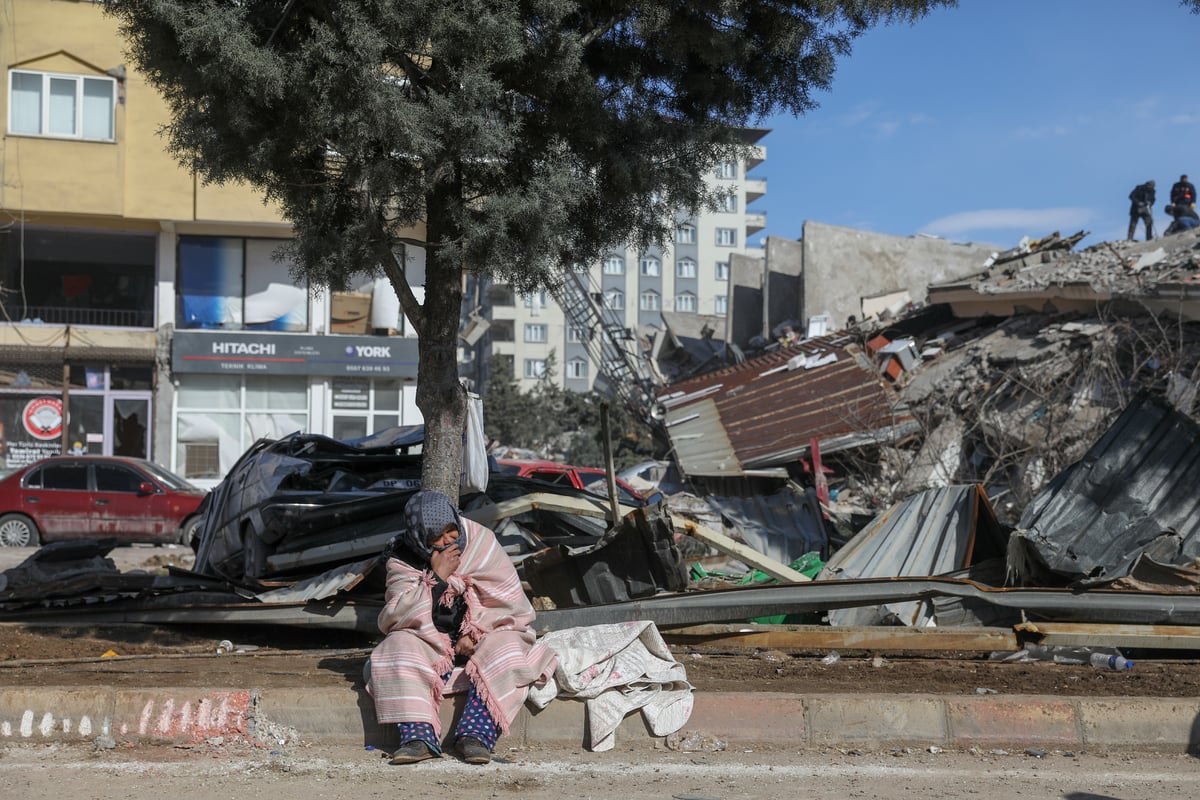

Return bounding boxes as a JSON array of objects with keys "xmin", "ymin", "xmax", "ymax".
[
  {"xmin": 1011, "ymin": 392, "xmax": 1200, "ymax": 587},
  {"xmin": 704, "ymin": 487, "xmax": 827, "ymax": 566},
  {"xmin": 659, "ymin": 335, "xmax": 913, "ymax": 474},
  {"xmin": 819, "ymin": 485, "xmax": 1006, "ymax": 627}
]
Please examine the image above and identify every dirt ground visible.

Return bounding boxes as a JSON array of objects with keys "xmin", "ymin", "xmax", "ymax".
[{"xmin": 3, "ymin": 545, "xmax": 1200, "ymax": 696}]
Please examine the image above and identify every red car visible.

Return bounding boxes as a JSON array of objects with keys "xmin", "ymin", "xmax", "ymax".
[
  {"xmin": 0, "ymin": 456, "xmax": 207, "ymax": 548},
  {"xmin": 495, "ymin": 458, "xmax": 652, "ymax": 506}
]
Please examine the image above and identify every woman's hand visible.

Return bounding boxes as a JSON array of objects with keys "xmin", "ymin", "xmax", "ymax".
[
  {"xmin": 430, "ymin": 543, "xmax": 461, "ymax": 581},
  {"xmin": 454, "ymin": 633, "xmax": 477, "ymax": 658}
]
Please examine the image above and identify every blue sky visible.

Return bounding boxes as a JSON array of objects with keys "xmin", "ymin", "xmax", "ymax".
[{"xmin": 754, "ymin": 0, "xmax": 1200, "ymax": 250}]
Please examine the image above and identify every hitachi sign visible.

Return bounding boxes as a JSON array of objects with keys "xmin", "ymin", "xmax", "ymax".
[
  {"xmin": 349, "ymin": 345, "xmax": 391, "ymax": 358},
  {"xmin": 212, "ymin": 342, "xmax": 276, "ymax": 356}
]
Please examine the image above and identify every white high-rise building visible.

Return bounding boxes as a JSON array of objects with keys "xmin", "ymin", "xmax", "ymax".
[{"xmin": 462, "ymin": 129, "xmax": 767, "ymax": 396}]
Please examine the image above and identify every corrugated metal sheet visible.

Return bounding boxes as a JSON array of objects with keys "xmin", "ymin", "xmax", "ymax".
[
  {"xmin": 663, "ymin": 398, "xmax": 746, "ymax": 476},
  {"xmin": 818, "ymin": 485, "xmax": 1007, "ymax": 627},
  {"xmin": 1010, "ymin": 392, "xmax": 1200, "ymax": 587},
  {"xmin": 705, "ymin": 486, "xmax": 827, "ymax": 566},
  {"xmin": 659, "ymin": 335, "xmax": 913, "ymax": 476}
]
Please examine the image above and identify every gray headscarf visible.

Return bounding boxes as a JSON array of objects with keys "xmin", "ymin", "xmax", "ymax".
[{"xmin": 397, "ymin": 490, "xmax": 466, "ymax": 561}]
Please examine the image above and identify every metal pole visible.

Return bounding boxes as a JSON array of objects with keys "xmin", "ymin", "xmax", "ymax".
[{"xmin": 599, "ymin": 402, "xmax": 621, "ymax": 527}]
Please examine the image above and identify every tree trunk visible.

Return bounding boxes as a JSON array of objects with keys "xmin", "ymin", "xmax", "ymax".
[{"xmin": 415, "ymin": 165, "xmax": 467, "ymax": 500}]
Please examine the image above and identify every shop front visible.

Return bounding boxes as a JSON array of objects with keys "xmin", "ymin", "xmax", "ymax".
[
  {"xmin": 171, "ymin": 331, "xmax": 421, "ymax": 485},
  {"xmin": 0, "ymin": 337, "xmax": 157, "ymax": 473}
]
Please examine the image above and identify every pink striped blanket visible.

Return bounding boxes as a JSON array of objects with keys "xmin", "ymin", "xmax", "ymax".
[{"xmin": 367, "ymin": 517, "xmax": 557, "ymax": 735}]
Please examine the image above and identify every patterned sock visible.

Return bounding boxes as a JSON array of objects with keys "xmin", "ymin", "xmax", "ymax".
[
  {"xmin": 454, "ymin": 681, "xmax": 500, "ymax": 751},
  {"xmin": 396, "ymin": 721, "xmax": 441, "ymax": 754}
]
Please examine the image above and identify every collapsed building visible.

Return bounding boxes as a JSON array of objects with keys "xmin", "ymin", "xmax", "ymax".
[{"xmin": 6, "ymin": 224, "xmax": 1200, "ymax": 658}]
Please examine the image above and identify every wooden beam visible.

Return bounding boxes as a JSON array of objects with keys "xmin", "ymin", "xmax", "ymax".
[
  {"xmin": 461, "ymin": 492, "xmax": 638, "ymax": 528},
  {"xmin": 671, "ymin": 517, "xmax": 811, "ymax": 583},
  {"xmin": 1016, "ymin": 621, "xmax": 1200, "ymax": 650},
  {"xmin": 663, "ymin": 623, "xmax": 1017, "ymax": 653}
]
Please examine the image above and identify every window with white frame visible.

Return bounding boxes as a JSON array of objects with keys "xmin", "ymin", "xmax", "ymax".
[
  {"xmin": 639, "ymin": 256, "xmax": 660, "ymax": 277},
  {"xmin": 567, "ymin": 324, "xmax": 586, "ymax": 343},
  {"xmin": 715, "ymin": 160, "xmax": 737, "ymax": 179},
  {"xmin": 524, "ymin": 358, "xmax": 547, "ymax": 379},
  {"xmin": 9, "ymin": 69, "xmax": 116, "ymax": 141},
  {"xmin": 675, "ymin": 292, "xmax": 697, "ymax": 313},
  {"xmin": 714, "ymin": 295, "xmax": 728, "ymax": 315},
  {"xmin": 523, "ymin": 289, "xmax": 547, "ymax": 309},
  {"xmin": 717, "ymin": 192, "xmax": 738, "ymax": 213},
  {"xmin": 639, "ymin": 289, "xmax": 660, "ymax": 311},
  {"xmin": 602, "ymin": 254, "xmax": 624, "ymax": 275},
  {"xmin": 675, "ymin": 224, "xmax": 695, "ymax": 244},
  {"xmin": 715, "ymin": 228, "xmax": 737, "ymax": 247},
  {"xmin": 603, "ymin": 288, "xmax": 624, "ymax": 310},
  {"xmin": 676, "ymin": 257, "xmax": 697, "ymax": 279},
  {"xmin": 715, "ymin": 261, "xmax": 730, "ymax": 281},
  {"xmin": 524, "ymin": 323, "xmax": 547, "ymax": 342},
  {"xmin": 566, "ymin": 358, "xmax": 588, "ymax": 379}
]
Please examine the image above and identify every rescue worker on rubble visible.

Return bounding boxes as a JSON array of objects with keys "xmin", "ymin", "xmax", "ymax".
[
  {"xmin": 1171, "ymin": 174, "xmax": 1197, "ymax": 210},
  {"xmin": 1128, "ymin": 180, "xmax": 1156, "ymax": 241},
  {"xmin": 1164, "ymin": 203, "xmax": 1200, "ymax": 235}
]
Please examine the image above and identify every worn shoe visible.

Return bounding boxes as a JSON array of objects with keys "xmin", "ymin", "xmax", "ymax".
[
  {"xmin": 455, "ymin": 736, "xmax": 492, "ymax": 764},
  {"xmin": 388, "ymin": 740, "xmax": 438, "ymax": 765}
]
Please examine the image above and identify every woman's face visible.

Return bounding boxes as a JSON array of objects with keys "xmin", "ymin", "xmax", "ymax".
[{"xmin": 429, "ymin": 523, "xmax": 460, "ymax": 552}]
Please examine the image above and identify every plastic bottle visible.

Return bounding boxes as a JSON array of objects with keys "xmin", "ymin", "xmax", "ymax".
[{"xmin": 1089, "ymin": 652, "xmax": 1134, "ymax": 670}]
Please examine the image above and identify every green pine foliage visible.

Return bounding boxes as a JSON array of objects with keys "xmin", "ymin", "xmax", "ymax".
[
  {"xmin": 483, "ymin": 354, "xmax": 656, "ymax": 469},
  {"xmin": 105, "ymin": 0, "xmax": 953, "ymax": 495}
]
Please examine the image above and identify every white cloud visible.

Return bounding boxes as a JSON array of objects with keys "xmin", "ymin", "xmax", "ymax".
[
  {"xmin": 922, "ymin": 207, "xmax": 1093, "ymax": 237},
  {"xmin": 838, "ymin": 105, "xmax": 930, "ymax": 138},
  {"xmin": 1011, "ymin": 124, "xmax": 1069, "ymax": 140}
]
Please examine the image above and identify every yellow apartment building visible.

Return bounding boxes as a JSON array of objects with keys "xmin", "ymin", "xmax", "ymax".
[{"xmin": 2, "ymin": 0, "xmax": 424, "ymax": 486}]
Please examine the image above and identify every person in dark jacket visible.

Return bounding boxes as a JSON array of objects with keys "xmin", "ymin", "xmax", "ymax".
[
  {"xmin": 1128, "ymin": 180, "xmax": 1156, "ymax": 241},
  {"xmin": 1171, "ymin": 174, "xmax": 1197, "ymax": 210},
  {"xmin": 1165, "ymin": 203, "xmax": 1200, "ymax": 235}
]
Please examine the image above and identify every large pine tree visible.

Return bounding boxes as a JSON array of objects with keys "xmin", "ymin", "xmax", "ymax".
[{"xmin": 106, "ymin": 0, "xmax": 952, "ymax": 497}]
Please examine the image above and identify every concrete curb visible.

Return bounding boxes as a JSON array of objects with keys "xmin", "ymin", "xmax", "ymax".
[{"xmin": 2, "ymin": 686, "xmax": 1199, "ymax": 752}]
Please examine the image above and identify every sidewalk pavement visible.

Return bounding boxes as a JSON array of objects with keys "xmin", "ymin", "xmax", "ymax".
[{"xmin": 2, "ymin": 684, "xmax": 1199, "ymax": 753}]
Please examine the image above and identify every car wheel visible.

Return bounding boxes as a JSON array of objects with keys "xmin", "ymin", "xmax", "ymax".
[
  {"xmin": 0, "ymin": 513, "xmax": 41, "ymax": 547},
  {"xmin": 180, "ymin": 515, "xmax": 203, "ymax": 549}
]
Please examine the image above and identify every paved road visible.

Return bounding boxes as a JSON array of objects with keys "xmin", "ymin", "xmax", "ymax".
[{"xmin": 4, "ymin": 741, "xmax": 1200, "ymax": 800}]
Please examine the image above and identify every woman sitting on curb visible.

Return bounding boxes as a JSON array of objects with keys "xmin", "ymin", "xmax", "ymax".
[{"xmin": 367, "ymin": 490, "xmax": 557, "ymax": 765}]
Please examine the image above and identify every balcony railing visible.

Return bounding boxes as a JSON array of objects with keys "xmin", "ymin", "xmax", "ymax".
[{"xmin": 2, "ymin": 304, "xmax": 153, "ymax": 328}]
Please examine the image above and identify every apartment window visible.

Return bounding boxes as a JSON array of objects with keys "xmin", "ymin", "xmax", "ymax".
[
  {"xmin": 715, "ymin": 261, "xmax": 730, "ymax": 281},
  {"xmin": 639, "ymin": 290, "xmax": 660, "ymax": 311},
  {"xmin": 716, "ymin": 228, "xmax": 737, "ymax": 247},
  {"xmin": 603, "ymin": 288, "xmax": 624, "ymax": 310},
  {"xmin": 9, "ymin": 70, "xmax": 116, "ymax": 141},
  {"xmin": 714, "ymin": 295, "xmax": 728, "ymax": 316},
  {"xmin": 639, "ymin": 256, "xmax": 661, "ymax": 277},
  {"xmin": 524, "ymin": 323, "xmax": 547, "ymax": 342},
  {"xmin": 715, "ymin": 160, "xmax": 737, "ymax": 179},
  {"xmin": 570, "ymin": 261, "xmax": 589, "ymax": 272},
  {"xmin": 675, "ymin": 224, "xmax": 695, "ymax": 244},
  {"xmin": 602, "ymin": 254, "xmax": 624, "ymax": 275},
  {"xmin": 717, "ymin": 192, "xmax": 738, "ymax": 213},
  {"xmin": 676, "ymin": 258, "xmax": 697, "ymax": 279},
  {"xmin": 675, "ymin": 292, "xmax": 697, "ymax": 313},
  {"xmin": 523, "ymin": 290, "xmax": 548, "ymax": 309},
  {"xmin": 566, "ymin": 358, "xmax": 588, "ymax": 380},
  {"xmin": 524, "ymin": 358, "xmax": 547, "ymax": 379},
  {"xmin": 567, "ymin": 325, "xmax": 587, "ymax": 343}
]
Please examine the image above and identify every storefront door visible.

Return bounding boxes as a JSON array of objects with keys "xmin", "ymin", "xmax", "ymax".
[{"xmin": 65, "ymin": 393, "xmax": 151, "ymax": 458}]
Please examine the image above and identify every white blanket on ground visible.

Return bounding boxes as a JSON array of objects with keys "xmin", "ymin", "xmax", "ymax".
[{"xmin": 526, "ymin": 620, "xmax": 694, "ymax": 752}]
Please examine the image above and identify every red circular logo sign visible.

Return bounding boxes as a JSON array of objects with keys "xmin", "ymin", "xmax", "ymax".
[{"xmin": 23, "ymin": 398, "xmax": 63, "ymax": 441}]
